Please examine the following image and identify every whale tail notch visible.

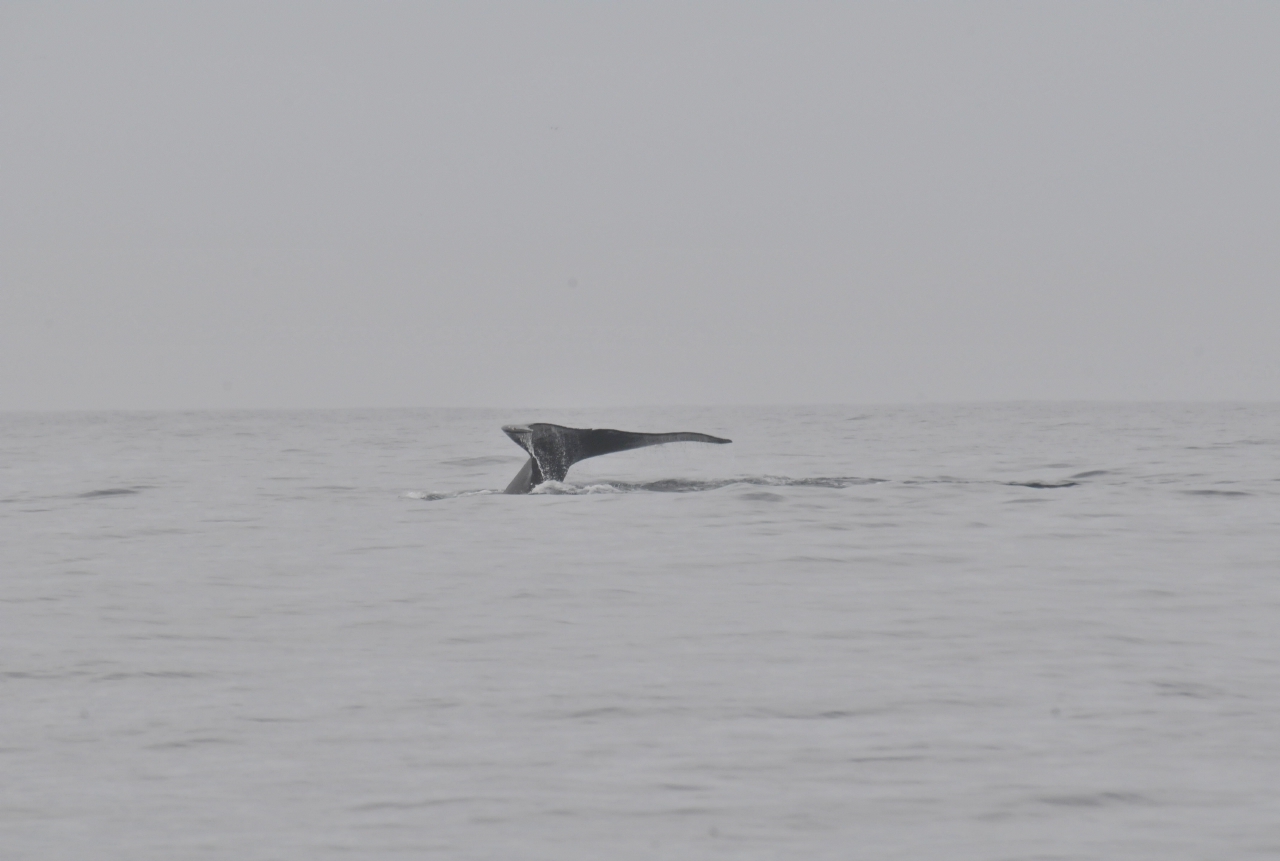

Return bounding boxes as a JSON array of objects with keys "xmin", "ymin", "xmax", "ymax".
[{"xmin": 501, "ymin": 423, "xmax": 731, "ymax": 494}]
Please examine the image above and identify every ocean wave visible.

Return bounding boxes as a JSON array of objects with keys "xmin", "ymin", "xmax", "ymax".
[
  {"xmin": 411, "ymin": 476, "xmax": 889, "ymax": 499},
  {"xmin": 407, "ymin": 472, "xmax": 1114, "ymax": 500}
]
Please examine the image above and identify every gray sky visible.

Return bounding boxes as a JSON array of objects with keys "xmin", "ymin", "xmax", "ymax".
[{"xmin": 3, "ymin": 2, "xmax": 1278, "ymax": 410}]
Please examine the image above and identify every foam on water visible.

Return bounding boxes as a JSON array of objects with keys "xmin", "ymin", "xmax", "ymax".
[{"xmin": 2, "ymin": 404, "xmax": 1279, "ymax": 860}]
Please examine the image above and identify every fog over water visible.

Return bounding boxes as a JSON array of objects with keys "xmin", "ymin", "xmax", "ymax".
[
  {"xmin": 4, "ymin": 4, "xmax": 1279, "ymax": 858},
  {"xmin": 3, "ymin": 405, "xmax": 1279, "ymax": 859}
]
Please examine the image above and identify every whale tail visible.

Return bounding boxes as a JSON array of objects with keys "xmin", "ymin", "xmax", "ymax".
[{"xmin": 501, "ymin": 423, "xmax": 731, "ymax": 493}]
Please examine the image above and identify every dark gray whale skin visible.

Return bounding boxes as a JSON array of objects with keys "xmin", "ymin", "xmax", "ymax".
[{"xmin": 501, "ymin": 423, "xmax": 732, "ymax": 494}]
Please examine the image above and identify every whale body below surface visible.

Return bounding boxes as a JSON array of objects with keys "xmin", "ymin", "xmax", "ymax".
[{"xmin": 501, "ymin": 423, "xmax": 732, "ymax": 494}]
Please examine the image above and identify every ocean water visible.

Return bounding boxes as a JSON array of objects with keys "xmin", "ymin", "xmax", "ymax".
[{"xmin": 2, "ymin": 403, "xmax": 1278, "ymax": 860}]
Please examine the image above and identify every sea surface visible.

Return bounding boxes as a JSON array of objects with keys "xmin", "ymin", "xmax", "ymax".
[{"xmin": 2, "ymin": 403, "xmax": 1278, "ymax": 860}]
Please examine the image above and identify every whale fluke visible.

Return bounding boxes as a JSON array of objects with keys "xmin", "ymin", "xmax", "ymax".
[{"xmin": 501, "ymin": 423, "xmax": 731, "ymax": 494}]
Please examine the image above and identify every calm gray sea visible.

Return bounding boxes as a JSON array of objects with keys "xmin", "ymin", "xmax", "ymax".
[{"xmin": 2, "ymin": 404, "xmax": 1278, "ymax": 860}]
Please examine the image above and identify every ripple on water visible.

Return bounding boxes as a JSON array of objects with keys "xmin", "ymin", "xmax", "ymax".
[
  {"xmin": 740, "ymin": 491, "xmax": 786, "ymax": 502},
  {"xmin": 1037, "ymin": 791, "xmax": 1153, "ymax": 808}
]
